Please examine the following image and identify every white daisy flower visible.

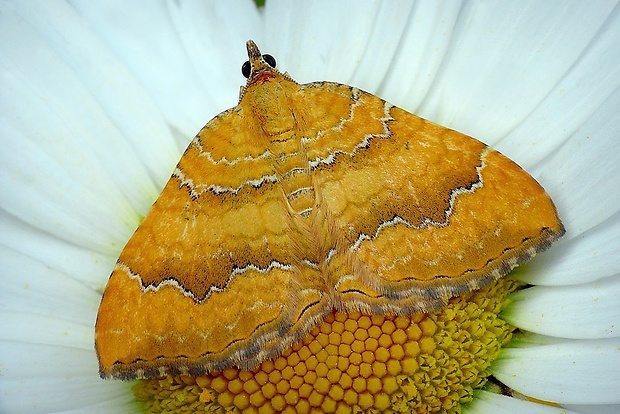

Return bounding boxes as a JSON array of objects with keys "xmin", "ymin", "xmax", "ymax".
[{"xmin": 1, "ymin": 1, "xmax": 618, "ymax": 413}]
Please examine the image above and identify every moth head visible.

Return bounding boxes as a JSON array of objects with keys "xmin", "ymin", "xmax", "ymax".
[
  {"xmin": 242, "ymin": 40, "xmax": 278, "ymax": 81},
  {"xmin": 239, "ymin": 40, "xmax": 298, "ymax": 102}
]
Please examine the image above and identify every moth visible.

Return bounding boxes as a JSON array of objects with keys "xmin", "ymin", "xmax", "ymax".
[{"xmin": 95, "ymin": 40, "xmax": 564, "ymax": 380}]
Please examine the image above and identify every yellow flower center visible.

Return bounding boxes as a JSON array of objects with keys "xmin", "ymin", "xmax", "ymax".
[{"xmin": 134, "ymin": 278, "xmax": 518, "ymax": 413}]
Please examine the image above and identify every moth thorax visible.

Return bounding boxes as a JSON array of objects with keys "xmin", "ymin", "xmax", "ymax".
[{"xmin": 249, "ymin": 81, "xmax": 295, "ymax": 136}]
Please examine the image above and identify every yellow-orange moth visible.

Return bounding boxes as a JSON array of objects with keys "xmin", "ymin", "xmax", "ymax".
[{"xmin": 95, "ymin": 40, "xmax": 564, "ymax": 380}]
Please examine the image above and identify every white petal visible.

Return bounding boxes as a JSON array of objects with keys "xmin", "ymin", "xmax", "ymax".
[
  {"xmin": 492, "ymin": 337, "xmax": 620, "ymax": 405},
  {"xmin": 0, "ymin": 210, "xmax": 114, "ymax": 291},
  {"xmin": 70, "ymin": 0, "xmax": 261, "ymax": 139},
  {"xmin": 0, "ymin": 1, "xmax": 179, "ymax": 250},
  {"xmin": 0, "ymin": 232, "xmax": 132, "ymax": 412},
  {"xmin": 463, "ymin": 390, "xmax": 583, "ymax": 414},
  {"xmin": 562, "ymin": 404, "xmax": 620, "ymax": 414},
  {"xmin": 0, "ymin": 124, "xmax": 136, "ymax": 253},
  {"xmin": 56, "ymin": 396, "xmax": 140, "ymax": 414},
  {"xmin": 264, "ymin": 0, "xmax": 409, "ymax": 87},
  {"xmin": 416, "ymin": 1, "xmax": 618, "ymax": 144},
  {"xmin": 502, "ymin": 6, "xmax": 620, "ymax": 169},
  {"xmin": 502, "ymin": 275, "xmax": 620, "ymax": 339},
  {"xmin": 0, "ymin": 242, "xmax": 103, "ymax": 321},
  {"xmin": 378, "ymin": 2, "xmax": 464, "ymax": 110},
  {"xmin": 4, "ymin": 0, "xmax": 181, "ymax": 183},
  {"xmin": 170, "ymin": 0, "xmax": 263, "ymax": 108},
  {"xmin": 0, "ymin": 317, "xmax": 133, "ymax": 413},
  {"xmin": 518, "ymin": 213, "xmax": 620, "ymax": 286},
  {"xmin": 531, "ymin": 85, "xmax": 620, "ymax": 236}
]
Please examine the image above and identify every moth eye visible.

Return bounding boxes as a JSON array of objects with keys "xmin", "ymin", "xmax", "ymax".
[
  {"xmin": 263, "ymin": 54, "xmax": 276, "ymax": 68},
  {"xmin": 241, "ymin": 60, "xmax": 251, "ymax": 78},
  {"xmin": 242, "ymin": 55, "xmax": 276, "ymax": 78}
]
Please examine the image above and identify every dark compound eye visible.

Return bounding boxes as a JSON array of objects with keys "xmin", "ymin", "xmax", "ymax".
[
  {"xmin": 241, "ymin": 54, "xmax": 276, "ymax": 79},
  {"xmin": 263, "ymin": 54, "xmax": 276, "ymax": 68},
  {"xmin": 241, "ymin": 60, "xmax": 251, "ymax": 78}
]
